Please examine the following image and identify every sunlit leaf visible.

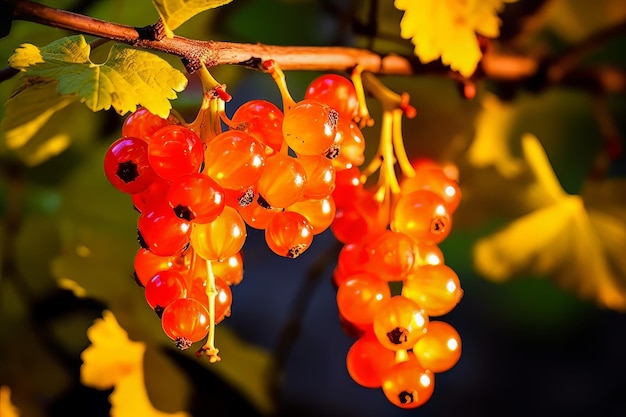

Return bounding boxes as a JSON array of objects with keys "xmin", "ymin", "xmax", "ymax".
[
  {"xmin": 466, "ymin": 93, "xmax": 525, "ymax": 178},
  {"xmin": 1, "ymin": 79, "xmax": 76, "ymax": 150},
  {"xmin": 473, "ymin": 134, "xmax": 626, "ymax": 311},
  {"xmin": 394, "ymin": 0, "xmax": 516, "ymax": 77},
  {"xmin": 0, "ymin": 386, "xmax": 20, "ymax": 417},
  {"xmin": 81, "ymin": 310, "xmax": 190, "ymax": 417},
  {"xmin": 151, "ymin": 0, "xmax": 233, "ymax": 33},
  {"xmin": 8, "ymin": 35, "xmax": 187, "ymax": 118}
]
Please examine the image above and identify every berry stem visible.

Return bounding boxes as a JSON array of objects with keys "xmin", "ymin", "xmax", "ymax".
[
  {"xmin": 200, "ymin": 259, "xmax": 221, "ymax": 363},
  {"xmin": 360, "ymin": 155, "xmax": 382, "ymax": 183},
  {"xmin": 263, "ymin": 60, "xmax": 296, "ymax": 111},
  {"xmin": 350, "ymin": 65, "xmax": 375, "ymax": 128},
  {"xmin": 391, "ymin": 108, "xmax": 416, "ymax": 178},
  {"xmin": 361, "ymin": 72, "xmax": 417, "ymax": 118},
  {"xmin": 379, "ymin": 110, "xmax": 401, "ymax": 196},
  {"xmin": 197, "ymin": 63, "xmax": 223, "ymax": 93},
  {"xmin": 188, "ymin": 64, "xmax": 225, "ymax": 143}
]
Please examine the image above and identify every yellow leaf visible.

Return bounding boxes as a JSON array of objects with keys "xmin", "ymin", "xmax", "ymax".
[
  {"xmin": 152, "ymin": 0, "xmax": 233, "ymax": 33},
  {"xmin": 473, "ymin": 135, "xmax": 626, "ymax": 311},
  {"xmin": 0, "ymin": 386, "xmax": 20, "ymax": 417},
  {"xmin": 2, "ymin": 79, "xmax": 76, "ymax": 149},
  {"xmin": 81, "ymin": 310, "xmax": 146, "ymax": 389},
  {"xmin": 8, "ymin": 35, "xmax": 187, "ymax": 118},
  {"xmin": 394, "ymin": 0, "xmax": 516, "ymax": 77},
  {"xmin": 80, "ymin": 310, "xmax": 190, "ymax": 417},
  {"xmin": 466, "ymin": 93, "xmax": 525, "ymax": 178}
]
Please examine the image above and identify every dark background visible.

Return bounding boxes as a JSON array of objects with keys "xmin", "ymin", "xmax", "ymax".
[{"xmin": 2, "ymin": 0, "xmax": 626, "ymax": 416}]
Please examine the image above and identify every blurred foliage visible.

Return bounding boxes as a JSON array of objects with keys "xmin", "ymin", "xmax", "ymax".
[{"xmin": 1, "ymin": 0, "xmax": 626, "ymax": 416}]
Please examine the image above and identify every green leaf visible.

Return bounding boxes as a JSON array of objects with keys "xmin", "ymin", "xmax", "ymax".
[
  {"xmin": 9, "ymin": 35, "xmax": 187, "ymax": 118},
  {"xmin": 1, "ymin": 79, "xmax": 76, "ymax": 150},
  {"xmin": 151, "ymin": 0, "xmax": 233, "ymax": 32}
]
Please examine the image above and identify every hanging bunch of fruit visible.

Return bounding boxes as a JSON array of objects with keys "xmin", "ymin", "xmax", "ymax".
[{"xmin": 103, "ymin": 55, "xmax": 463, "ymax": 407}]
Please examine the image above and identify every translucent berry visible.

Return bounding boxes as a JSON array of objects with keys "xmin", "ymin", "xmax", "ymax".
[
  {"xmin": 167, "ymin": 173, "xmax": 225, "ymax": 223},
  {"xmin": 204, "ymin": 130, "xmax": 266, "ymax": 190},
  {"xmin": 283, "ymin": 99, "xmax": 339, "ymax": 156},
  {"xmin": 346, "ymin": 330, "xmax": 396, "ymax": 388},
  {"xmin": 336, "ymin": 272, "xmax": 391, "ymax": 326},
  {"xmin": 401, "ymin": 264, "xmax": 463, "ymax": 317},
  {"xmin": 401, "ymin": 167, "xmax": 461, "ymax": 214},
  {"xmin": 144, "ymin": 269, "xmax": 187, "ymax": 311},
  {"xmin": 381, "ymin": 355, "xmax": 435, "ymax": 409},
  {"xmin": 231, "ymin": 99, "xmax": 284, "ymax": 155},
  {"xmin": 362, "ymin": 230, "xmax": 417, "ymax": 282},
  {"xmin": 161, "ymin": 298, "xmax": 210, "ymax": 349},
  {"xmin": 148, "ymin": 125, "xmax": 204, "ymax": 181},
  {"xmin": 391, "ymin": 189, "xmax": 452, "ymax": 244},
  {"xmin": 104, "ymin": 136, "xmax": 156, "ymax": 194},
  {"xmin": 188, "ymin": 275, "xmax": 233, "ymax": 324},
  {"xmin": 190, "ymin": 206, "xmax": 247, "ymax": 261},
  {"xmin": 265, "ymin": 211, "xmax": 314, "ymax": 258},
  {"xmin": 297, "ymin": 154, "xmax": 336, "ymax": 199},
  {"xmin": 256, "ymin": 153, "xmax": 307, "ymax": 208},
  {"xmin": 122, "ymin": 107, "xmax": 175, "ymax": 141},
  {"xmin": 304, "ymin": 74, "xmax": 359, "ymax": 121},
  {"xmin": 373, "ymin": 295, "xmax": 428, "ymax": 351},
  {"xmin": 413, "ymin": 320, "xmax": 462, "ymax": 373},
  {"xmin": 211, "ymin": 251, "xmax": 244, "ymax": 286},
  {"xmin": 137, "ymin": 200, "xmax": 191, "ymax": 257},
  {"xmin": 287, "ymin": 195, "xmax": 336, "ymax": 235}
]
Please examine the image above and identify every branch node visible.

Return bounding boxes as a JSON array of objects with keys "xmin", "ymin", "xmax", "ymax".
[
  {"xmin": 237, "ymin": 57, "xmax": 264, "ymax": 70},
  {"xmin": 135, "ymin": 19, "xmax": 166, "ymax": 41}
]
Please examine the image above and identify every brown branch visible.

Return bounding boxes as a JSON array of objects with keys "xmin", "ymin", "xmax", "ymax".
[
  {"xmin": 9, "ymin": 0, "xmax": 451, "ymax": 75},
  {"xmin": 5, "ymin": 0, "xmax": 626, "ymax": 95}
]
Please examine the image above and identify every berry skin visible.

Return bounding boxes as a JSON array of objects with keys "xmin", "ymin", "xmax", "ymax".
[
  {"xmin": 297, "ymin": 154, "xmax": 336, "ymax": 200},
  {"xmin": 204, "ymin": 130, "xmax": 266, "ymax": 190},
  {"xmin": 381, "ymin": 355, "xmax": 435, "ymax": 409},
  {"xmin": 211, "ymin": 252, "xmax": 244, "ymax": 286},
  {"xmin": 373, "ymin": 295, "xmax": 428, "ymax": 351},
  {"xmin": 283, "ymin": 99, "xmax": 339, "ymax": 156},
  {"xmin": 400, "ymin": 167, "xmax": 461, "ymax": 214},
  {"xmin": 332, "ymin": 121, "xmax": 366, "ymax": 170},
  {"xmin": 362, "ymin": 230, "xmax": 417, "ymax": 282},
  {"xmin": 256, "ymin": 154, "xmax": 307, "ymax": 209},
  {"xmin": 148, "ymin": 125, "xmax": 205, "ymax": 181},
  {"xmin": 161, "ymin": 297, "xmax": 210, "ymax": 349},
  {"xmin": 346, "ymin": 329, "xmax": 396, "ymax": 388},
  {"xmin": 133, "ymin": 248, "xmax": 187, "ymax": 287},
  {"xmin": 144, "ymin": 269, "xmax": 187, "ymax": 311},
  {"xmin": 304, "ymin": 73, "xmax": 359, "ymax": 121},
  {"xmin": 336, "ymin": 272, "xmax": 391, "ymax": 326},
  {"xmin": 265, "ymin": 211, "xmax": 314, "ymax": 258},
  {"xmin": 391, "ymin": 189, "xmax": 452, "ymax": 244},
  {"xmin": 190, "ymin": 206, "xmax": 247, "ymax": 261},
  {"xmin": 401, "ymin": 264, "xmax": 463, "ymax": 317},
  {"xmin": 137, "ymin": 200, "xmax": 191, "ymax": 257},
  {"xmin": 413, "ymin": 320, "xmax": 462, "ymax": 373},
  {"xmin": 122, "ymin": 107, "xmax": 175, "ymax": 141},
  {"xmin": 167, "ymin": 173, "xmax": 225, "ymax": 224},
  {"xmin": 231, "ymin": 99, "xmax": 284, "ymax": 155},
  {"xmin": 188, "ymin": 275, "xmax": 233, "ymax": 324},
  {"xmin": 287, "ymin": 195, "xmax": 336, "ymax": 235},
  {"xmin": 104, "ymin": 136, "xmax": 156, "ymax": 194}
]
